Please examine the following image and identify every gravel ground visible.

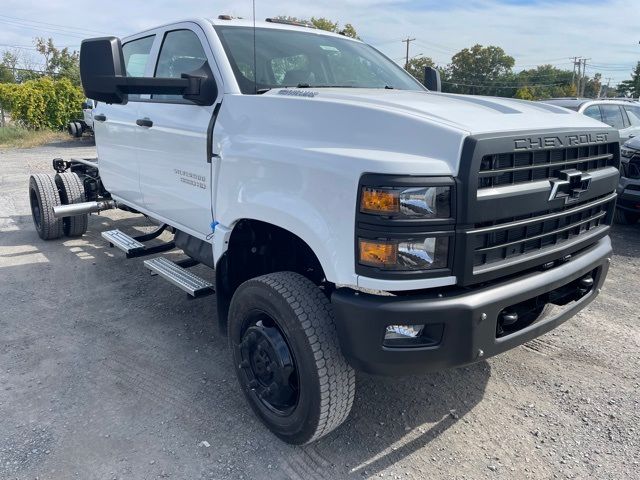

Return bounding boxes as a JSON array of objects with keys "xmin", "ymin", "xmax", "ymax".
[{"xmin": 1, "ymin": 139, "xmax": 639, "ymax": 480}]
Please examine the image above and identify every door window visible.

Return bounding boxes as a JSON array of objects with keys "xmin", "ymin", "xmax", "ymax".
[
  {"xmin": 122, "ymin": 35, "xmax": 155, "ymax": 77},
  {"xmin": 154, "ymin": 29, "xmax": 208, "ymax": 101},
  {"xmin": 583, "ymin": 105, "xmax": 602, "ymax": 122},
  {"xmin": 122, "ymin": 35, "xmax": 155, "ymax": 100},
  {"xmin": 624, "ymin": 105, "xmax": 640, "ymax": 127},
  {"xmin": 599, "ymin": 104, "xmax": 626, "ymax": 129}
]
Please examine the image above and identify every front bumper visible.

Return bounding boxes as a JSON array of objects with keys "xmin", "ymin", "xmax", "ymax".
[
  {"xmin": 331, "ymin": 236, "xmax": 612, "ymax": 376},
  {"xmin": 617, "ymin": 176, "xmax": 640, "ymax": 213}
]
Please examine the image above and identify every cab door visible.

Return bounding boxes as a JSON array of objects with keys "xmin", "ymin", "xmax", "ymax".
[
  {"xmin": 135, "ymin": 24, "xmax": 221, "ymax": 239},
  {"xmin": 94, "ymin": 33, "xmax": 157, "ymax": 207}
]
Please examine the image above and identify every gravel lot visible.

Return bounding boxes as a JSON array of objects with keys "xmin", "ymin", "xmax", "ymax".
[{"xmin": 1, "ymin": 139, "xmax": 639, "ymax": 480}]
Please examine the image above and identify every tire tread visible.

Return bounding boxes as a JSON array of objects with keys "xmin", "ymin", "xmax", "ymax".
[{"xmin": 241, "ymin": 272, "xmax": 355, "ymax": 444}]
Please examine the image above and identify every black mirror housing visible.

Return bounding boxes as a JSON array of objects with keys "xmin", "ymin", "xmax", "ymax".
[
  {"xmin": 80, "ymin": 37, "xmax": 129, "ymax": 104},
  {"xmin": 424, "ymin": 66, "xmax": 442, "ymax": 92}
]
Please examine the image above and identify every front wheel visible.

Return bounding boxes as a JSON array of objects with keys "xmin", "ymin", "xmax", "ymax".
[{"xmin": 228, "ymin": 272, "xmax": 355, "ymax": 445}]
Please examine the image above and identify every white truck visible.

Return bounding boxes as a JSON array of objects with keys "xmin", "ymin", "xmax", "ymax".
[
  {"xmin": 66, "ymin": 98, "xmax": 95, "ymax": 137},
  {"xmin": 28, "ymin": 17, "xmax": 620, "ymax": 444}
]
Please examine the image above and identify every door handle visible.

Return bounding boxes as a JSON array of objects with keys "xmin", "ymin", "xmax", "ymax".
[
  {"xmin": 136, "ymin": 118, "xmax": 153, "ymax": 128},
  {"xmin": 94, "ymin": 114, "xmax": 106, "ymax": 122}
]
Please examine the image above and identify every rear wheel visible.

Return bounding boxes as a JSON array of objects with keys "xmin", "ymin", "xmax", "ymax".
[
  {"xmin": 67, "ymin": 122, "xmax": 77, "ymax": 137},
  {"xmin": 614, "ymin": 207, "xmax": 640, "ymax": 225},
  {"xmin": 55, "ymin": 172, "xmax": 88, "ymax": 237},
  {"xmin": 74, "ymin": 121, "xmax": 83, "ymax": 137},
  {"xmin": 228, "ymin": 272, "xmax": 355, "ymax": 445},
  {"xmin": 29, "ymin": 173, "xmax": 63, "ymax": 240}
]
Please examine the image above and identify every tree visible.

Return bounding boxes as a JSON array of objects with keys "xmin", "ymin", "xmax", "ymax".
[
  {"xmin": 618, "ymin": 62, "xmax": 640, "ymax": 98},
  {"xmin": 34, "ymin": 37, "xmax": 80, "ymax": 85},
  {"xmin": 1, "ymin": 51, "xmax": 19, "ymax": 83},
  {"xmin": 274, "ymin": 16, "xmax": 360, "ymax": 39},
  {"xmin": 405, "ymin": 56, "xmax": 435, "ymax": 84},
  {"xmin": 513, "ymin": 65, "xmax": 574, "ymax": 99},
  {"xmin": 444, "ymin": 44, "xmax": 515, "ymax": 96}
]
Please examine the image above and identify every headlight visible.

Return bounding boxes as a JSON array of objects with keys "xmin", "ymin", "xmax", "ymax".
[
  {"xmin": 360, "ymin": 186, "xmax": 451, "ymax": 219},
  {"xmin": 358, "ymin": 236, "xmax": 449, "ymax": 271}
]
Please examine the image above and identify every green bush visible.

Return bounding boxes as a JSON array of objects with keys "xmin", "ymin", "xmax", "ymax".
[{"xmin": 0, "ymin": 77, "xmax": 84, "ymax": 130}]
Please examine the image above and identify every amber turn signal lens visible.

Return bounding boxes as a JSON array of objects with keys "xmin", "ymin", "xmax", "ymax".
[
  {"xmin": 359, "ymin": 239, "xmax": 398, "ymax": 268},
  {"xmin": 360, "ymin": 188, "xmax": 399, "ymax": 215}
]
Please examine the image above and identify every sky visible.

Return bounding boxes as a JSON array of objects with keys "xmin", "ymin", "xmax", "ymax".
[{"xmin": 0, "ymin": 0, "xmax": 638, "ymax": 86}]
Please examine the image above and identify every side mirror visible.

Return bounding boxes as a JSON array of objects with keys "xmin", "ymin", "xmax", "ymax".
[
  {"xmin": 423, "ymin": 66, "xmax": 442, "ymax": 92},
  {"xmin": 80, "ymin": 36, "xmax": 217, "ymax": 106},
  {"xmin": 81, "ymin": 100, "xmax": 94, "ymax": 110}
]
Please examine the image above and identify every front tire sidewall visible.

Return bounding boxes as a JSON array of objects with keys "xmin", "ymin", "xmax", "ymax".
[{"xmin": 229, "ymin": 284, "xmax": 323, "ymax": 444}]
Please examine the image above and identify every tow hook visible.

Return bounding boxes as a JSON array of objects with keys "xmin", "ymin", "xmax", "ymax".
[
  {"xmin": 499, "ymin": 310, "xmax": 519, "ymax": 327},
  {"xmin": 577, "ymin": 275, "xmax": 594, "ymax": 296}
]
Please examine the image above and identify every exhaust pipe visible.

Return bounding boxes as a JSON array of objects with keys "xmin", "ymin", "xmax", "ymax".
[{"xmin": 53, "ymin": 199, "xmax": 116, "ymax": 218}]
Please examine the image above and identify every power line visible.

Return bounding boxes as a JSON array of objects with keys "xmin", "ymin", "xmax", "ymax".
[{"xmin": 0, "ymin": 14, "xmax": 108, "ymax": 36}]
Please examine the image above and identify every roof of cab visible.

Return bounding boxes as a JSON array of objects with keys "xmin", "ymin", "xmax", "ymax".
[{"xmin": 208, "ymin": 16, "xmax": 361, "ymax": 41}]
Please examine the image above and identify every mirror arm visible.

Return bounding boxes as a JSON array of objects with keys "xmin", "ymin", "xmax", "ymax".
[{"xmin": 114, "ymin": 76, "xmax": 201, "ymax": 95}]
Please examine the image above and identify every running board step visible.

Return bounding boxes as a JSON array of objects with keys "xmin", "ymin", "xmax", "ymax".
[
  {"xmin": 102, "ymin": 229, "xmax": 145, "ymax": 256},
  {"xmin": 144, "ymin": 257, "xmax": 214, "ymax": 298}
]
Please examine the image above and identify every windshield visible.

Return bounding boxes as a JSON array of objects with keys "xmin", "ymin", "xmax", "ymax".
[{"xmin": 214, "ymin": 26, "xmax": 425, "ymax": 94}]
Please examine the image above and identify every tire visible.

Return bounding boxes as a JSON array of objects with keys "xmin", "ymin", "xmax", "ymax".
[
  {"xmin": 74, "ymin": 121, "xmax": 83, "ymax": 137},
  {"xmin": 55, "ymin": 172, "xmax": 88, "ymax": 237},
  {"xmin": 29, "ymin": 173, "xmax": 63, "ymax": 240},
  {"xmin": 228, "ymin": 272, "xmax": 355, "ymax": 445},
  {"xmin": 614, "ymin": 208, "xmax": 639, "ymax": 225},
  {"xmin": 67, "ymin": 121, "xmax": 77, "ymax": 137}
]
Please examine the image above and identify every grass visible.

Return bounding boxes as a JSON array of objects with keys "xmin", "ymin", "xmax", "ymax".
[{"xmin": 0, "ymin": 126, "xmax": 68, "ymax": 149}]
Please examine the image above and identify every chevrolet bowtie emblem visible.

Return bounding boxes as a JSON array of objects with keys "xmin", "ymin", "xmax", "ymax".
[{"xmin": 549, "ymin": 169, "xmax": 592, "ymax": 204}]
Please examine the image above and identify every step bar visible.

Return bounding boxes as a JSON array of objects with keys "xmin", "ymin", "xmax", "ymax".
[
  {"xmin": 144, "ymin": 257, "xmax": 214, "ymax": 298},
  {"xmin": 101, "ymin": 225, "xmax": 174, "ymax": 258}
]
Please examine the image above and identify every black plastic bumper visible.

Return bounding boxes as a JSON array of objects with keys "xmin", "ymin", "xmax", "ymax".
[
  {"xmin": 617, "ymin": 177, "xmax": 640, "ymax": 212},
  {"xmin": 331, "ymin": 236, "xmax": 612, "ymax": 376}
]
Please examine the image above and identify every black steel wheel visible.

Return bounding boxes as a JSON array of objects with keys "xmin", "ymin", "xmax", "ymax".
[
  {"xmin": 55, "ymin": 172, "xmax": 88, "ymax": 237},
  {"xmin": 29, "ymin": 173, "xmax": 63, "ymax": 240},
  {"xmin": 228, "ymin": 272, "xmax": 355, "ymax": 445}
]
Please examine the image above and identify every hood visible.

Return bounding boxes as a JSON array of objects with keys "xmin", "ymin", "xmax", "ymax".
[
  {"xmin": 268, "ymin": 88, "xmax": 608, "ymax": 135},
  {"xmin": 624, "ymin": 135, "xmax": 640, "ymax": 151}
]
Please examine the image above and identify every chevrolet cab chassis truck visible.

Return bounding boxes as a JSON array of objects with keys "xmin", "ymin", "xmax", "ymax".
[{"xmin": 28, "ymin": 17, "xmax": 620, "ymax": 444}]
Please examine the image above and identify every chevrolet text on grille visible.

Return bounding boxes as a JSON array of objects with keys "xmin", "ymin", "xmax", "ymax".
[{"xmin": 514, "ymin": 133, "xmax": 610, "ymax": 150}]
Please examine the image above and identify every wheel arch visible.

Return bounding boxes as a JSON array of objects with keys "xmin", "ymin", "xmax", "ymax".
[{"xmin": 213, "ymin": 218, "xmax": 331, "ymax": 331}]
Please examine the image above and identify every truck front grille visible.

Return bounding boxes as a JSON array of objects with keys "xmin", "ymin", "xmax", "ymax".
[
  {"xmin": 455, "ymin": 129, "xmax": 619, "ymax": 286},
  {"xmin": 470, "ymin": 194, "xmax": 615, "ymax": 268},
  {"xmin": 478, "ymin": 143, "xmax": 618, "ymax": 189}
]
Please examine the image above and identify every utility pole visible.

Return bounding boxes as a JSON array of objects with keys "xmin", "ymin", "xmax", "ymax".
[
  {"xmin": 402, "ymin": 37, "xmax": 416, "ymax": 70},
  {"xmin": 580, "ymin": 58, "xmax": 590, "ymax": 97},
  {"xmin": 599, "ymin": 77, "xmax": 612, "ymax": 98},
  {"xmin": 572, "ymin": 57, "xmax": 579, "ymax": 93}
]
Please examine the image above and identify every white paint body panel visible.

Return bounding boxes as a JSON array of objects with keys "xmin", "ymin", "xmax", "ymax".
[{"xmin": 95, "ymin": 18, "xmax": 611, "ymax": 291}]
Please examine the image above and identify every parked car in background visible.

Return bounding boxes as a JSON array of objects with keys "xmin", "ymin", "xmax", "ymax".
[
  {"xmin": 541, "ymin": 98, "xmax": 640, "ymax": 145},
  {"xmin": 617, "ymin": 136, "xmax": 640, "ymax": 224},
  {"xmin": 67, "ymin": 99, "xmax": 95, "ymax": 137}
]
